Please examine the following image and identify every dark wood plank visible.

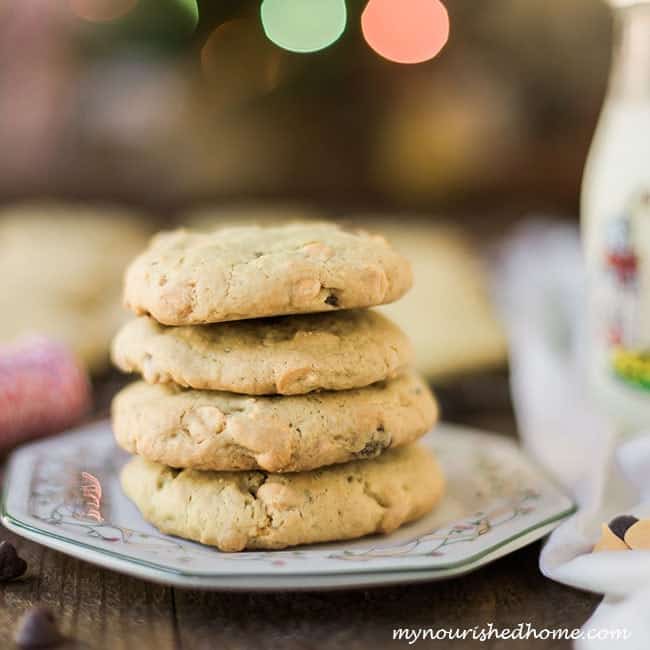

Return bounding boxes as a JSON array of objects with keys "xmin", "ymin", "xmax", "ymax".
[
  {"xmin": 0, "ymin": 528, "xmax": 599, "ymax": 650},
  {"xmin": 0, "ymin": 525, "xmax": 179, "ymax": 650},
  {"xmin": 172, "ymin": 543, "xmax": 599, "ymax": 650}
]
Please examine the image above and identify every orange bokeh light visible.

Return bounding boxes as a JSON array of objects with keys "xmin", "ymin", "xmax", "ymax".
[
  {"xmin": 361, "ymin": 0, "xmax": 449, "ymax": 64},
  {"xmin": 200, "ymin": 20, "xmax": 285, "ymax": 109},
  {"xmin": 68, "ymin": 0, "xmax": 137, "ymax": 23}
]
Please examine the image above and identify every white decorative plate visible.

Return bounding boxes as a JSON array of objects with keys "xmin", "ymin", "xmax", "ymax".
[{"xmin": 2, "ymin": 421, "xmax": 573, "ymax": 590}]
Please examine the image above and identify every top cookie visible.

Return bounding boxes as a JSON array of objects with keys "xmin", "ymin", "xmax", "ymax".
[{"xmin": 123, "ymin": 222, "xmax": 412, "ymax": 325}]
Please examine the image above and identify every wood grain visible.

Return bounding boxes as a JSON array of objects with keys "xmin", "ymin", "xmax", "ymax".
[{"xmin": 0, "ymin": 529, "xmax": 598, "ymax": 650}]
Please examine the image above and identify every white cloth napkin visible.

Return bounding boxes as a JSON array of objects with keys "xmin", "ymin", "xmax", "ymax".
[{"xmin": 495, "ymin": 222, "xmax": 650, "ymax": 649}]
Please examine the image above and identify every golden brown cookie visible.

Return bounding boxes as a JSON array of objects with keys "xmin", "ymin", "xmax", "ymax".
[
  {"xmin": 111, "ymin": 371, "xmax": 437, "ymax": 472},
  {"xmin": 121, "ymin": 443, "xmax": 445, "ymax": 551},
  {"xmin": 123, "ymin": 222, "xmax": 412, "ymax": 325},
  {"xmin": 593, "ymin": 523, "xmax": 629, "ymax": 552},
  {"xmin": 0, "ymin": 203, "xmax": 150, "ymax": 372},
  {"xmin": 624, "ymin": 519, "xmax": 650, "ymax": 550},
  {"xmin": 111, "ymin": 310, "xmax": 412, "ymax": 395},
  {"xmin": 370, "ymin": 223, "xmax": 507, "ymax": 380}
]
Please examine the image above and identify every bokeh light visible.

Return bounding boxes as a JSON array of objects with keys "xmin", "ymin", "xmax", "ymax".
[
  {"xmin": 201, "ymin": 20, "xmax": 286, "ymax": 110},
  {"xmin": 260, "ymin": 0, "xmax": 347, "ymax": 54},
  {"xmin": 67, "ymin": 0, "xmax": 198, "ymax": 45},
  {"xmin": 361, "ymin": 0, "xmax": 449, "ymax": 64},
  {"xmin": 68, "ymin": 0, "xmax": 138, "ymax": 23}
]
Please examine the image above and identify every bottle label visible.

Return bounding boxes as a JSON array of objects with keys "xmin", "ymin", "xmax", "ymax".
[{"xmin": 602, "ymin": 191, "xmax": 650, "ymax": 390}]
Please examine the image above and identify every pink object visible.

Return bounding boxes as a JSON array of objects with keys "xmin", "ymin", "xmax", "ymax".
[
  {"xmin": 361, "ymin": 0, "xmax": 450, "ymax": 65},
  {"xmin": 0, "ymin": 337, "xmax": 91, "ymax": 452}
]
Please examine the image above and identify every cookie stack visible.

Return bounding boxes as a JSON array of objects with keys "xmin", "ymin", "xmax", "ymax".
[{"xmin": 111, "ymin": 222, "xmax": 444, "ymax": 551}]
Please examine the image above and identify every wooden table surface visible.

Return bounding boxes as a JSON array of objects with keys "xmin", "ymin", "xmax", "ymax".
[{"xmin": 0, "ymin": 378, "xmax": 600, "ymax": 650}]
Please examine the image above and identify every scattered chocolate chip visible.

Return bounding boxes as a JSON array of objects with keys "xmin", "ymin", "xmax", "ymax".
[
  {"xmin": 324, "ymin": 293, "xmax": 338, "ymax": 307},
  {"xmin": 14, "ymin": 606, "xmax": 63, "ymax": 648},
  {"xmin": 0, "ymin": 540, "xmax": 27, "ymax": 581},
  {"xmin": 609, "ymin": 515, "xmax": 639, "ymax": 540}
]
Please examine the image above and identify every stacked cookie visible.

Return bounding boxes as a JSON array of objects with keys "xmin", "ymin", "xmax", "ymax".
[{"xmin": 111, "ymin": 222, "xmax": 444, "ymax": 551}]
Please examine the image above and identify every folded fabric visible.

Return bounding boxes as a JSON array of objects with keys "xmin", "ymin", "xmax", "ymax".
[{"xmin": 496, "ymin": 221, "xmax": 650, "ymax": 650}]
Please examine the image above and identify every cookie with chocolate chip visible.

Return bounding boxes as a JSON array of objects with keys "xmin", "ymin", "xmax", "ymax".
[
  {"xmin": 121, "ymin": 443, "xmax": 444, "ymax": 551},
  {"xmin": 112, "ymin": 310, "xmax": 412, "ymax": 395},
  {"xmin": 112, "ymin": 371, "xmax": 437, "ymax": 472},
  {"xmin": 123, "ymin": 223, "xmax": 412, "ymax": 325},
  {"xmin": 592, "ymin": 515, "xmax": 640, "ymax": 552}
]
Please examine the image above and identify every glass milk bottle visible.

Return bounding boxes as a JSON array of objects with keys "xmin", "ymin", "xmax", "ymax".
[{"xmin": 582, "ymin": 0, "xmax": 650, "ymax": 432}]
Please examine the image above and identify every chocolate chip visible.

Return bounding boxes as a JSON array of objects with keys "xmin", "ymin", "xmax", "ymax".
[
  {"xmin": 14, "ymin": 606, "xmax": 63, "ymax": 648},
  {"xmin": 324, "ymin": 294, "xmax": 338, "ymax": 306},
  {"xmin": 354, "ymin": 440, "xmax": 386, "ymax": 458},
  {"xmin": 609, "ymin": 515, "xmax": 639, "ymax": 540},
  {"xmin": 0, "ymin": 541, "xmax": 27, "ymax": 581}
]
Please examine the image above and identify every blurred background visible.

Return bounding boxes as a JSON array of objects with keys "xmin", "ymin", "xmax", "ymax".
[
  {"xmin": 0, "ymin": 0, "xmax": 611, "ymax": 218},
  {"xmin": 0, "ymin": 0, "xmax": 615, "ymax": 424}
]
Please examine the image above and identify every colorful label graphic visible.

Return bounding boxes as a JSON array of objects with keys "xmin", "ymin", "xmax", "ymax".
[{"xmin": 604, "ymin": 191, "xmax": 650, "ymax": 391}]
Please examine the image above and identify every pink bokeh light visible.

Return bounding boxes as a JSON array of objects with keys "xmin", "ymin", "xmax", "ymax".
[{"xmin": 361, "ymin": 0, "xmax": 450, "ymax": 64}]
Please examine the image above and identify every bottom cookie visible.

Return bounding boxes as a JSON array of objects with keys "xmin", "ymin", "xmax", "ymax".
[{"xmin": 121, "ymin": 444, "xmax": 444, "ymax": 552}]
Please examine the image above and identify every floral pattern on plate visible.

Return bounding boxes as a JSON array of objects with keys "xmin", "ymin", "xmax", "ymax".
[{"xmin": 2, "ymin": 421, "xmax": 574, "ymax": 588}]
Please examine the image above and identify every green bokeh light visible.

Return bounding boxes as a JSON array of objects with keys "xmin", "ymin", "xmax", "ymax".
[
  {"xmin": 72, "ymin": 0, "xmax": 199, "ymax": 53},
  {"xmin": 260, "ymin": 0, "xmax": 347, "ymax": 54},
  {"xmin": 118, "ymin": 0, "xmax": 199, "ymax": 43}
]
